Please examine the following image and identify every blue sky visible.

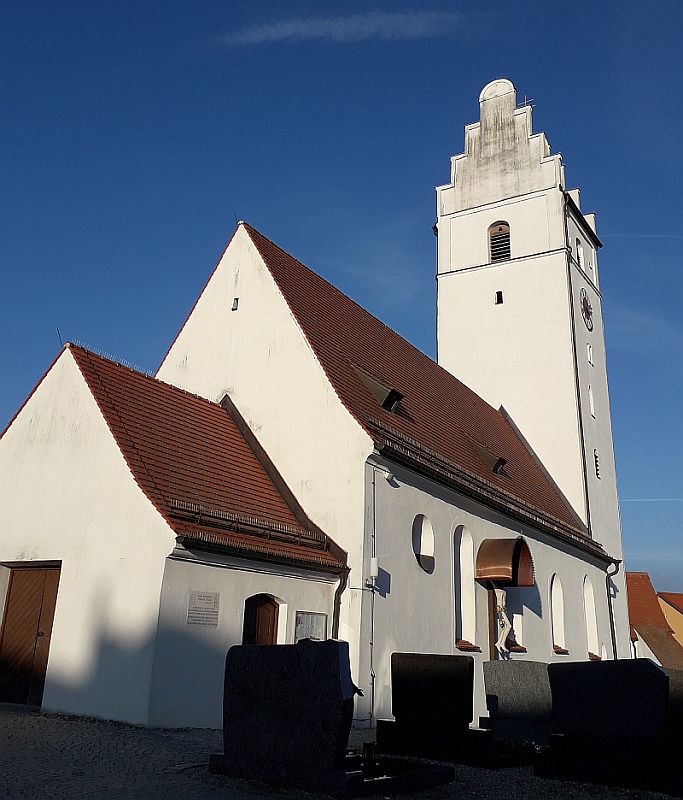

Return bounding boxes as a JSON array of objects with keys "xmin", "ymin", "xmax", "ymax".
[{"xmin": 2, "ymin": 0, "xmax": 681, "ymax": 589}]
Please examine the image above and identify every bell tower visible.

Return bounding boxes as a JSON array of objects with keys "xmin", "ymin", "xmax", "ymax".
[{"xmin": 435, "ymin": 79, "xmax": 622, "ymax": 561}]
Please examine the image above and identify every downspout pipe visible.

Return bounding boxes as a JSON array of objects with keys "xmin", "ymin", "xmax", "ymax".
[
  {"xmin": 332, "ymin": 566, "xmax": 350, "ymax": 640},
  {"xmin": 606, "ymin": 558, "xmax": 621, "ymax": 660}
]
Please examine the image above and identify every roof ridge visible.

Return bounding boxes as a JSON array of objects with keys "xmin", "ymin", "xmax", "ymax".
[
  {"xmin": 67, "ymin": 343, "xmax": 223, "ymax": 409},
  {"xmin": 70, "ymin": 346, "xmax": 172, "ymax": 518}
]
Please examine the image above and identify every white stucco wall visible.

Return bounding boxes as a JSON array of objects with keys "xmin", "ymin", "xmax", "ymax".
[
  {"xmin": 437, "ymin": 235, "xmax": 586, "ymax": 521},
  {"xmin": 361, "ymin": 458, "xmax": 617, "ymax": 724},
  {"xmin": 156, "ymin": 226, "xmax": 374, "ymax": 678},
  {"xmin": 0, "ymin": 350, "xmax": 176, "ymax": 724},
  {"xmin": 148, "ymin": 547, "xmax": 338, "ymax": 728}
]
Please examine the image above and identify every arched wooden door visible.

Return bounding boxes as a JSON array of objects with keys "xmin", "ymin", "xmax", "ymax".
[{"xmin": 242, "ymin": 594, "xmax": 279, "ymax": 645}]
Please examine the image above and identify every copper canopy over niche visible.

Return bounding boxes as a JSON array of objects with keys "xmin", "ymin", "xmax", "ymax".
[{"xmin": 475, "ymin": 537, "xmax": 534, "ymax": 587}]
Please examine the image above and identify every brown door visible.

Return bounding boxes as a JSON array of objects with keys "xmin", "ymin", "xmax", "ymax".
[
  {"xmin": 0, "ymin": 567, "xmax": 60, "ymax": 705},
  {"xmin": 242, "ymin": 594, "xmax": 279, "ymax": 645}
]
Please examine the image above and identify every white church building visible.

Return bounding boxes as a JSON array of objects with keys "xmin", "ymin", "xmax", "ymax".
[{"xmin": 0, "ymin": 79, "xmax": 630, "ymax": 728}]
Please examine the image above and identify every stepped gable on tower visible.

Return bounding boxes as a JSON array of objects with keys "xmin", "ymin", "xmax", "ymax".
[{"xmin": 437, "ymin": 77, "xmax": 564, "ymax": 215}]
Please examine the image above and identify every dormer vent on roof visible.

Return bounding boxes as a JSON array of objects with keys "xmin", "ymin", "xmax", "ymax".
[
  {"xmin": 471, "ymin": 440, "xmax": 508, "ymax": 477},
  {"xmin": 353, "ymin": 365, "xmax": 404, "ymax": 413}
]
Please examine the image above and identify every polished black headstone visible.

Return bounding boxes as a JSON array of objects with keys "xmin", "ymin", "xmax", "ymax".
[
  {"xmin": 548, "ymin": 658, "xmax": 668, "ymax": 742},
  {"xmin": 391, "ymin": 652, "xmax": 474, "ymax": 729}
]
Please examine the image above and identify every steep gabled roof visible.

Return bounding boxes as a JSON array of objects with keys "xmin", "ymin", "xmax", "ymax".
[
  {"xmin": 626, "ymin": 572, "xmax": 683, "ymax": 670},
  {"xmin": 69, "ymin": 345, "xmax": 345, "ymax": 572},
  {"xmin": 242, "ymin": 224, "xmax": 597, "ymax": 552}
]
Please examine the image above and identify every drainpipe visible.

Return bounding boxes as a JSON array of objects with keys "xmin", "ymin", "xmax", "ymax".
[
  {"xmin": 605, "ymin": 558, "xmax": 621, "ymax": 659},
  {"xmin": 331, "ymin": 566, "xmax": 349, "ymax": 639},
  {"xmin": 368, "ymin": 466, "xmax": 378, "ymax": 721}
]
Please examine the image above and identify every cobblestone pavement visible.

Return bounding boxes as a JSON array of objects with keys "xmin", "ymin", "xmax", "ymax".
[{"xmin": 0, "ymin": 705, "xmax": 674, "ymax": 800}]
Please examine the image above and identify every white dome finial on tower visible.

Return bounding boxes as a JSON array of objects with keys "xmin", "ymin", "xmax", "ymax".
[{"xmin": 479, "ymin": 78, "xmax": 516, "ymax": 103}]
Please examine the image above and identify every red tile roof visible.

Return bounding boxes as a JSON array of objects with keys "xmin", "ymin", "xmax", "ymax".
[
  {"xmin": 659, "ymin": 593, "xmax": 683, "ymax": 615},
  {"xmin": 626, "ymin": 572, "xmax": 683, "ymax": 669},
  {"xmin": 243, "ymin": 224, "xmax": 597, "ymax": 553},
  {"xmin": 69, "ymin": 345, "xmax": 345, "ymax": 572}
]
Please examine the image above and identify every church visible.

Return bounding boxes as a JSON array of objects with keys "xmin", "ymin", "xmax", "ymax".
[{"xmin": 0, "ymin": 79, "xmax": 631, "ymax": 728}]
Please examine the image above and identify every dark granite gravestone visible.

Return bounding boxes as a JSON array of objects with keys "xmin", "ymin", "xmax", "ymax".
[
  {"xmin": 376, "ymin": 653, "xmax": 485, "ymax": 762},
  {"xmin": 483, "ymin": 660, "xmax": 553, "ymax": 745},
  {"xmin": 537, "ymin": 659, "xmax": 682, "ymax": 796},
  {"xmin": 666, "ymin": 668, "xmax": 683, "ymax": 728},
  {"xmin": 548, "ymin": 657, "xmax": 668, "ymax": 741},
  {"xmin": 208, "ymin": 640, "xmax": 455, "ymax": 796},
  {"xmin": 214, "ymin": 639, "xmax": 348, "ymax": 784}
]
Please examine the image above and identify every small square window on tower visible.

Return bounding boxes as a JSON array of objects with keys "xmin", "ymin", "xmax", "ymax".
[
  {"xmin": 588, "ymin": 385, "xmax": 595, "ymax": 418},
  {"xmin": 587, "ymin": 343, "xmax": 594, "ymax": 365},
  {"xmin": 495, "ymin": 291, "xmax": 504, "ymax": 305}
]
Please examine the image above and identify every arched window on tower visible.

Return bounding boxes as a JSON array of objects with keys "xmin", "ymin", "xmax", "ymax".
[
  {"xmin": 576, "ymin": 238, "xmax": 584, "ymax": 270},
  {"xmin": 489, "ymin": 222, "xmax": 511, "ymax": 263}
]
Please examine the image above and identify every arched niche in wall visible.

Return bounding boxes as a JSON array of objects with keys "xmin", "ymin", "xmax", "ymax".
[
  {"xmin": 583, "ymin": 575, "xmax": 599, "ymax": 658},
  {"xmin": 454, "ymin": 525, "xmax": 477, "ymax": 648},
  {"xmin": 550, "ymin": 574, "xmax": 567, "ymax": 653},
  {"xmin": 411, "ymin": 514, "xmax": 435, "ymax": 574}
]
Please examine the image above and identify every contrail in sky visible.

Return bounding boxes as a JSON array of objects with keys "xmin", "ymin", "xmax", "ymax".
[
  {"xmin": 621, "ymin": 498, "xmax": 683, "ymax": 503},
  {"xmin": 603, "ymin": 234, "xmax": 683, "ymax": 239},
  {"xmin": 221, "ymin": 12, "xmax": 464, "ymax": 47}
]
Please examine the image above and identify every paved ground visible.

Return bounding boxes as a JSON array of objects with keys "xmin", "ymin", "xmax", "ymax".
[{"xmin": 0, "ymin": 704, "xmax": 674, "ymax": 799}]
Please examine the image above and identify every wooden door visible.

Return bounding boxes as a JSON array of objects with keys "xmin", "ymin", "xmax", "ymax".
[
  {"xmin": 0, "ymin": 567, "xmax": 60, "ymax": 705},
  {"xmin": 242, "ymin": 594, "xmax": 279, "ymax": 645}
]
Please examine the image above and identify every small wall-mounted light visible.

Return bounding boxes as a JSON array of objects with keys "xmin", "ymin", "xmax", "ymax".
[
  {"xmin": 231, "ymin": 298, "xmax": 239, "ymax": 311},
  {"xmin": 385, "ymin": 472, "xmax": 394, "ymax": 483},
  {"xmin": 369, "ymin": 557, "xmax": 379, "ymax": 580}
]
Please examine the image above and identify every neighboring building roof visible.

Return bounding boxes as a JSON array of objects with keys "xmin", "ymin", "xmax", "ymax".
[
  {"xmin": 626, "ymin": 572, "xmax": 683, "ymax": 670},
  {"xmin": 69, "ymin": 345, "xmax": 345, "ymax": 572},
  {"xmin": 242, "ymin": 224, "xmax": 599, "ymax": 554},
  {"xmin": 659, "ymin": 593, "xmax": 683, "ymax": 615}
]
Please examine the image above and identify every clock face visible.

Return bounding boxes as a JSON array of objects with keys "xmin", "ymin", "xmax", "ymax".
[{"xmin": 580, "ymin": 288, "xmax": 594, "ymax": 331}]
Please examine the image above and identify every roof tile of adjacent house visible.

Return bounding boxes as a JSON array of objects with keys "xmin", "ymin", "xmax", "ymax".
[
  {"xmin": 626, "ymin": 572, "xmax": 683, "ymax": 670},
  {"xmin": 659, "ymin": 592, "xmax": 683, "ymax": 615},
  {"xmin": 243, "ymin": 223, "xmax": 587, "ymax": 541},
  {"xmin": 69, "ymin": 345, "xmax": 345, "ymax": 572}
]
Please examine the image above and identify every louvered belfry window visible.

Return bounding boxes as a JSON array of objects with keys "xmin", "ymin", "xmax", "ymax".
[{"xmin": 489, "ymin": 222, "xmax": 511, "ymax": 263}]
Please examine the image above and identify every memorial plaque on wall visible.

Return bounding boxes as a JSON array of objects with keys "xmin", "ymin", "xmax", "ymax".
[
  {"xmin": 295, "ymin": 611, "xmax": 327, "ymax": 642},
  {"xmin": 187, "ymin": 591, "xmax": 220, "ymax": 626}
]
